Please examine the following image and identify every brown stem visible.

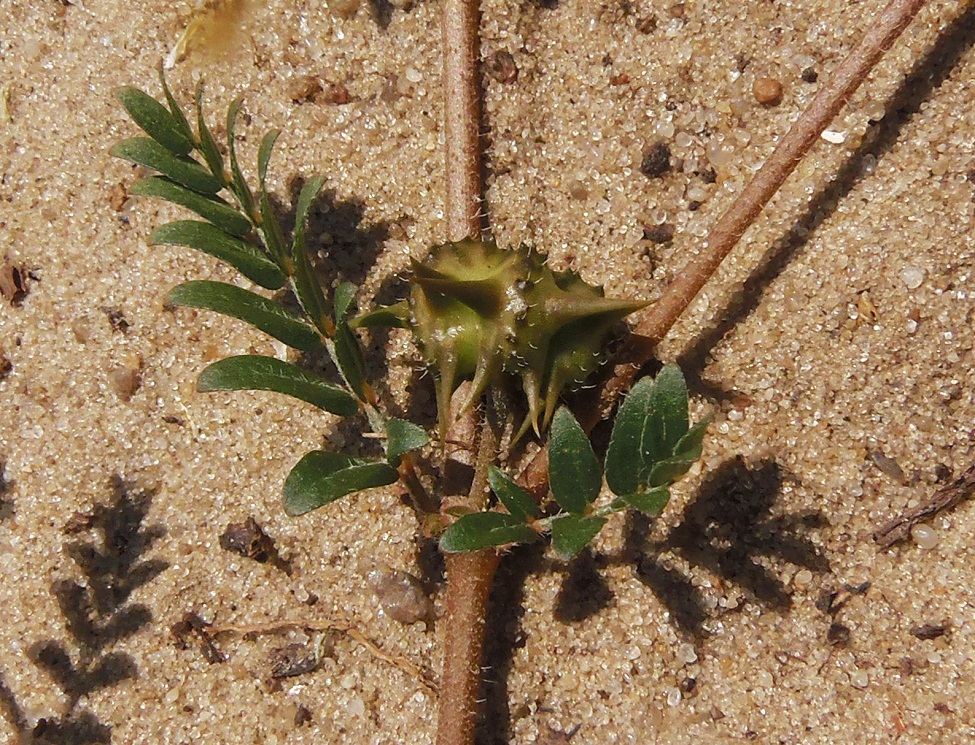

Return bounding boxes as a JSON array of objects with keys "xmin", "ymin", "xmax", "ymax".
[
  {"xmin": 443, "ymin": 0, "xmax": 483, "ymax": 241},
  {"xmin": 618, "ymin": 0, "xmax": 929, "ymax": 394},
  {"xmin": 522, "ymin": 0, "xmax": 929, "ymax": 495}
]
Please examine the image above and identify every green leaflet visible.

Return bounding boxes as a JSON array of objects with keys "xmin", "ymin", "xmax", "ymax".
[
  {"xmin": 290, "ymin": 176, "xmax": 330, "ymax": 333},
  {"xmin": 605, "ymin": 365, "xmax": 692, "ymax": 497},
  {"xmin": 194, "ymin": 81, "xmax": 226, "ymax": 187},
  {"xmin": 330, "ymin": 281, "xmax": 367, "ymax": 400},
  {"xmin": 386, "ymin": 418, "xmax": 430, "ymax": 466},
  {"xmin": 112, "ymin": 138, "xmax": 222, "ymax": 196},
  {"xmin": 488, "ymin": 466, "xmax": 539, "ymax": 523},
  {"xmin": 150, "ymin": 220, "xmax": 285, "ymax": 290},
  {"xmin": 167, "ymin": 281, "xmax": 323, "ymax": 352},
  {"xmin": 550, "ymin": 514, "xmax": 607, "ymax": 561},
  {"xmin": 284, "ymin": 451, "xmax": 398, "ymax": 516},
  {"xmin": 131, "ymin": 176, "xmax": 252, "ymax": 238},
  {"xmin": 197, "ymin": 355, "xmax": 358, "ymax": 416},
  {"xmin": 439, "ymin": 512, "xmax": 539, "ymax": 553},
  {"xmin": 548, "ymin": 407, "xmax": 601, "ymax": 514},
  {"xmin": 115, "ymin": 86, "xmax": 194, "ymax": 156}
]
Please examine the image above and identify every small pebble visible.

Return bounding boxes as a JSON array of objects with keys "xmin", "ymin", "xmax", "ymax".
[
  {"xmin": 901, "ymin": 265, "xmax": 926, "ymax": 289},
  {"xmin": 676, "ymin": 643, "xmax": 698, "ymax": 664},
  {"xmin": 794, "ymin": 569, "xmax": 813, "ymax": 586},
  {"xmin": 665, "ymin": 687, "xmax": 682, "ymax": 707},
  {"xmin": 851, "ymin": 671, "xmax": 869, "ymax": 689},
  {"xmin": 821, "ymin": 129, "xmax": 847, "ymax": 144},
  {"xmin": 752, "ymin": 76, "xmax": 783, "ymax": 105},
  {"xmin": 640, "ymin": 142, "xmax": 672, "ymax": 178},
  {"xmin": 910, "ymin": 524, "xmax": 939, "ymax": 550}
]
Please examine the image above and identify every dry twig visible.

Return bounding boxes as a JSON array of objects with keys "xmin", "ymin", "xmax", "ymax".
[{"xmin": 874, "ymin": 462, "xmax": 975, "ymax": 548}]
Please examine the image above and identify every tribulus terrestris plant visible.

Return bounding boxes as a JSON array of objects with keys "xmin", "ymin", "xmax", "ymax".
[{"xmin": 112, "ymin": 71, "xmax": 709, "ymax": 738}]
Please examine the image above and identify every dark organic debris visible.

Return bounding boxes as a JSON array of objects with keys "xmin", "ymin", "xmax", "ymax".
[
  {"xmin": 171, "ymin": 612, "xmax": 226, "ymax": 664},
  {"xmin": 0, "ymin": 259, "xmax": 28, "ymax": 305},
  {"xmin": 640, "ymin": 142, "xmax": 671, "ymax": 178},
  {"xmin": 219, "ymin": 516, "xmax": 292, "ymax": 574},
  {"xmin": 910, "ymin": 624, "xmax": 948, "ymax": 641},
  {"xmin": 269, "ymin": 635, "xmax": 334, "ymax": 679}
]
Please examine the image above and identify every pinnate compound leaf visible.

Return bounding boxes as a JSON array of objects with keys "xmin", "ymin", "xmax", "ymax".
[
  {"xmin": 605, "ymin": 365, "xmax": 695, "ymax": 497},
  {"xmin": 550, "ymin": 514, "xmax": 607, "ymax": 561},
  {"xmin": 112, "ymin": 138, "xmax": 222, "ymax": 195},
  {"xmin": 386, "ymin": 418, "xmax": 430, "ymax": 465},
  {"xmin": 284, "ymin": 450, "xmax": 398, "ymax": 516},
  {"xmin": 115, "ymin": 86, "xmax": 193, "ymax": 156},
  {"xmin": 488, "ymin": 466, "xmax": 539, "ymax": 522},
  {"xmin": 549, "ymin": 407, "xmax": 601, "ymax": 514},
  {"xmin": 167, "ymin": 281, "xmax": 323, "ymax": 352},
  {"xmin": 151, "ymin": 220, "xmax": 286, "ymax": 289},
  {"xmin": 131, "ymin": 176, "xmax": 251, "ymax": 237},
  {"xmin": 197, "ymin": 355, "xmax": 357, "ymax": 415},
  {"xmin": 440, "ymin": 512, "xmax": 538, "ymax": 553}
]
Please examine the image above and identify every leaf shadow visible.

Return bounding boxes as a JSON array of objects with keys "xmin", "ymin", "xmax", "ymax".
[
  {"xmin": 0, "ymin": 476, "xmax": 168, "ymax": 744},
  {"xmin": 676, "ymin": 3, "xmax": 975, "ymax": 403},
  {"xmin": 632, "ymin": 456, "xmax": 830, "ymax": 638}
]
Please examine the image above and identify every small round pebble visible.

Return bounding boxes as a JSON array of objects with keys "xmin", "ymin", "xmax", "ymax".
[
  {"xmin": 851, "ymin": 671, "xmax": 869, "ymax": 689},
  {"xmin": 901, "ymin": 265, "xmax": 926, "ymax": 289},
  {"xmin": 910, "ymin": 524, "xmax": 939, "ymax": 550},
  {"xmin": 753, "ymin": 77, "xmax": 784, "ymax": 105}
]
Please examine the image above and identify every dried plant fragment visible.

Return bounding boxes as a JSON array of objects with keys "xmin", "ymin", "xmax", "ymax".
[
  {"xmin": 0, "ymin": 259, "xmax": 28, "ymax": 305},
  {"xmin": 875, "ymin": 462, "xmax": 975, "ymax": 548},
  {"xmin": 166, "ymin": 0, "xmax": 255, "ymax": 69},
  {"xmin": 219, "ymin": 516, "xmax": 292, "ymax": 574}
]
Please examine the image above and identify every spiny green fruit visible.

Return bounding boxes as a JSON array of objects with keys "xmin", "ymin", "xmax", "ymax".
[{"xmin": 359, "ymin": 239, "xmax": 648, "ymax": 436}]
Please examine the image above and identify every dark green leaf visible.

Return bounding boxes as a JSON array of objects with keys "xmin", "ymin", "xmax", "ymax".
[
  {"xmin": 548, "ymin": 407, "xmax": 601, "ymax": 514},
  {"xmin": 650, "ymin": 364, "xmax": 691, "ymax": 453},
  {"xmin": 352, "ymin": 301, "xmax": 411, "ymax": 329},
  {"xmin": 115, "ymin": 86, "xmax": 193, "ymax": 156},
  {"xmin": 283, "ymin": 450, "xmax": 398, "ymax": 516},
  {"xmin": 386, "ymin": 418, "xmax": 430, "ymax": 465},
  {"xmin": 131, "ymin": 176, "xmax": 251, "ymax": 237},
  {"xmin": 439, "ymin": 512, "xmax": 539, "ymax": 553},
  {"xmin": 333, "ymin": 281, "xmax": 357, "ymax": 323},
  {"xmin": 488, "ymin": 466, "xmax": 539, "ymax": 522},
  {"xmin": 647, "ymin": 417, "xmax": 710, "ymax": 486},
  {"xmin": 258, "ymin": 192, "xmax": 288, "ymax": 267},
  {"xmin": 151, "ymin": 220, "xmax": 285, "ymax": 290},
  {"xmin": 614, "ymin": 485, "xmax": 670, "ymax": 515},
  {"xmin": 167, "ymin": 281, "xmax": 323, "ymax": 352},
  {"xmin": 158, "ymin": 65, "xmax": 195, "ymax": 146},
  {"xmin": 550, "ymin": 514, "xmax": 607, "ymax": 561},
  {"xmin": 197, "ymin": 355, "xmax": 358, "ymax": 415},
  {"xmin": 258, "ymin": 130, "xmax": 281, "ymax": 187},
  {"xmin": 291, "ymin": 176, "xmax": 330, "ymax": 333},
  {"xmin": 112, "ymin": 138, "xmax": 222, "ymax": 195},
  {"xmin": 194, "ymin": 81, "xmax": 226, "ymax": 186},
  {"xmin": 226, "ymin": 97, "xmax": 257, "ymax": 221},
  {"xmin": 328, "ymin": 281, "xmax": 367, "ymax": 399},
  {"xmin": 605, "ymin": 366, "xmax": 692, "ymax": 496}
]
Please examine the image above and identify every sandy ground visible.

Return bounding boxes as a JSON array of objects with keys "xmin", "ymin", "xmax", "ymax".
[{"xmin": 2, "ymin": 0, "xmax": 974, "ymax": 743}]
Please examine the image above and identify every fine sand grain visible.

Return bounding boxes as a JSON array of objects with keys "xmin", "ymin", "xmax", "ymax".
[{"xmin": 1, "ymin": 1, "xmax": 974, "ymax": 743}]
